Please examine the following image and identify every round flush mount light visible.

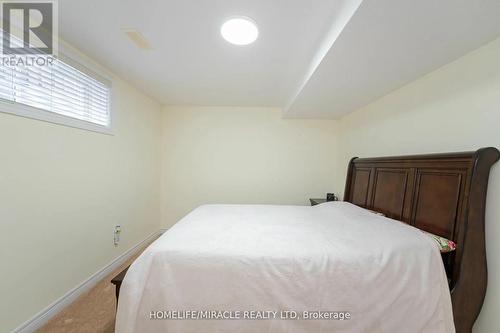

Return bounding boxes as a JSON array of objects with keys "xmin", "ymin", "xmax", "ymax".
[{"xmin": 220, "ymin": 17, "xmax": 259, "ymax": 45}]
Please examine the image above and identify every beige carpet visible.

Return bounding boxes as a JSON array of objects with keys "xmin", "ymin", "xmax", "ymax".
[{"xmin": 36, "ymin": 241, "xmax": 154, "ymax": 333}]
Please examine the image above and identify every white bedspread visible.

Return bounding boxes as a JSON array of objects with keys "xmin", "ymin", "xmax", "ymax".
[{"xmin": 116, "ymin": 202, "xmax": 454, "ymax": 333}]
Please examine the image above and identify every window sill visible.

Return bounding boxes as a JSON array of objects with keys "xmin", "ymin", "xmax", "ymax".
[{"xmin": 0, "ymin": 100, "xmax": 114, "ymax": 135}]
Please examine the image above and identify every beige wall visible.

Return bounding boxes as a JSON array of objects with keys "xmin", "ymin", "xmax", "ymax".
[
  {"xmin": 160, "ymin": 106, "xmax": 338, "ymax": 227},
  {"xmin": 335, "ymin": 38, "xmax": 500, "ymax": 332},
  {"xmin": 0, "ymin": 50, "xmax": 162, "ymax": 331}
]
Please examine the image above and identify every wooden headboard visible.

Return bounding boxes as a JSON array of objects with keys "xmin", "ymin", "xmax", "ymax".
[{"xmin": 343, "ymin": 147, "xmax": 499, "ymax": 333}]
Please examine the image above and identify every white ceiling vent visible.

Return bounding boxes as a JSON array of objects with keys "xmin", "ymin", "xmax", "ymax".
[{"xmin": 122, "ymin": 29, "xmax": 152, "ymax": 50}]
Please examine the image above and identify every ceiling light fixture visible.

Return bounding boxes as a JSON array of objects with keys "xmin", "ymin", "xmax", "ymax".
[{"xmin": 220, "ymin": 17, "xmax": 259, "ymax": 46}]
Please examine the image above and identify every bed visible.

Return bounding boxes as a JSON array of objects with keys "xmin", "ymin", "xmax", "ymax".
[{"xmin": 116, "ymin": 147, "xmax": 499, "ymax": 333}]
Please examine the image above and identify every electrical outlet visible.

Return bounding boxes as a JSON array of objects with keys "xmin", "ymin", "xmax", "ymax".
[{"xmin": 114, "ymin": 225, "xmax": 121, "ymax": 246}]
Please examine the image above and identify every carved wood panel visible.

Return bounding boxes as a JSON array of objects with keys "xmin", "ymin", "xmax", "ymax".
[
  {"xmin": 350, "ymin": 168, "xmax": 372, "ymax": 207},
  {"xmin": 411, "ymin": 170, "xmax": 465, "ymax": 239},
  {"xmin": 371, "ymin": 169, "xmax": 410, "ymax": 220}
]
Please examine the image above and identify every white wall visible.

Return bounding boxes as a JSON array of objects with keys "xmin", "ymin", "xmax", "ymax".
[
  {"xmin": 160, "ymin": 106, "xmax": 338, "ymax": 227},
  {"xmin": 335, "ymin": 37, "xmax": 500, "ymax": 333},
  {"xmin": 0, "ymin": 48, "xmax": 162, "ymax": 331}
]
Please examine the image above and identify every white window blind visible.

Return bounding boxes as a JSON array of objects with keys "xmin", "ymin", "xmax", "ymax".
[{"xmin": 0, "ymin": 34, "xmax": 111, "ymax": 128}]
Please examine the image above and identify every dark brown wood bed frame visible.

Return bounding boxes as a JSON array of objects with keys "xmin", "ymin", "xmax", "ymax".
[{"xmin": 343, "ymin": 147, "xmax": 499, "ymax": 333}]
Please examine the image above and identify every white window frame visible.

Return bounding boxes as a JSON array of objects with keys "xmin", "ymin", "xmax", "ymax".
[{"xmin": 0, "ymin": 45, "xmax": 114, "ymax": 135}]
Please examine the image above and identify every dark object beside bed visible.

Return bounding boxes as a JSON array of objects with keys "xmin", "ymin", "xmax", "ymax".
[
  {"xmin": 343, "ymin": 147, "xmax": 499, "ymax": 333},
  {"xmin": 111, "ymin": 266, "xmax": 129, "ymax": 306}
]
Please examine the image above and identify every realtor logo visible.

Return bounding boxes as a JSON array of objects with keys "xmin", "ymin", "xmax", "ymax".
[{"xmin": 1, "ymin": 0, "xmax": 57, "ymax": 56}]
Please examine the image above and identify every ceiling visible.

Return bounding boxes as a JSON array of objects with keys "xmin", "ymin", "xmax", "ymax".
[
  {"xmin": 59, "ymin": 0, "xmax": 349, "ymax": 107},
  {"xmin": 286, "ymin": 0, "xmax": 500, "ymax": 118},
  {"xmin": 59, "ymin": 0, "xmax": 500, "ymax": 118}
]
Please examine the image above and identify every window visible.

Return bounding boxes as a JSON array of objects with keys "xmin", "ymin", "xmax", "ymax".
[{"xmin": 0, "ymin": 34, "xmax": 112, "ymax": 133}]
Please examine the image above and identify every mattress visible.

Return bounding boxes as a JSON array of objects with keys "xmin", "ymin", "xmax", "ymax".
[{"xmin": 115, "ymin": 202, "xmax": 454, "ymax": 333}]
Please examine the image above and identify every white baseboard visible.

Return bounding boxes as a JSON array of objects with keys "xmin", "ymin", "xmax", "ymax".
[{"xmin": 11, "ymin": 229, "xmax": 166, "ymax": 333}]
